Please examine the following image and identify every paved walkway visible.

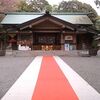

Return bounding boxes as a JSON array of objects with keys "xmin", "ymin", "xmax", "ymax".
[
  {"xmin": 0, "ymin": 56, "xmax": 34, "ymax": 99},
  {"xmin": 61, "ymin": 56, "xmax": 100, "ymax": 93},
  {"xmin": 1, "ymin": 56, "xmax": 100, "ymax": 100}
]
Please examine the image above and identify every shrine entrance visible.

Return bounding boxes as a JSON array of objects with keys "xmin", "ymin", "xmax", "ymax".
[{"xmin": 33, "ymin": 33, "xmax": 61, "ymax": 50}]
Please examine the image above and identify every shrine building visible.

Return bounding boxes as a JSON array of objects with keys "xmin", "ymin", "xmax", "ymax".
[{"xmin": 0, "ymin": 11, "xmax": 96, "ymax": 51}]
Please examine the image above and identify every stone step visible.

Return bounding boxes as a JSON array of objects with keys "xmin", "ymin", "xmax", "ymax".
[{"xmin": 10, "ymin": 50, "xmax": 79, "ymax": 57}]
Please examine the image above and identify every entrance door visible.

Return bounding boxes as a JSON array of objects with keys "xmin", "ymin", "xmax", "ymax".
[
  {"xmin": 33, "ymin": 33, "xmax": 61, "ymax": 50},
  {"xmin": 38, "ymin": 34, "xmax": 55, "ymax": 50}
]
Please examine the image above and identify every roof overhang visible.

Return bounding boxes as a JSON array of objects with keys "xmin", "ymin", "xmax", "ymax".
[
  {"xmin": 1, "ymin": 11, "xmax": 94, "ymax": 33},
  {"xmin": 18, "ymin": 13, "xmax": 76, "ymax": 31},
  {"xmin": 1, "ymin": 12, "xmax": 93, "ymax": 25}
]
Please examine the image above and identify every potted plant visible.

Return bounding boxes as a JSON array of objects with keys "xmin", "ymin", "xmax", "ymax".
[
  {"xmin": 89, "ymin": 40, "xmax": 98, "ymax": 56},
  {"xmin": 0, "ymin": 33, "xmax": 6, "ymax": 56}
]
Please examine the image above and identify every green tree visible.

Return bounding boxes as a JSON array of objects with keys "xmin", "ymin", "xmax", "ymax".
[
  {"xmin": 56, "ymin": 0, "xmax": 97, "ymax": 21},
  {"xmin": 52, "ymin": 5, "xmax": 58, "ymax": 12},
  {"xmin": 95, "ymin": 16, "xmax": 100, "ymax": 31},
  {"xmin": 18, "ymin": 0, "xmax": 51, "ymax": 12},
  {"xmin": 17, "ymin": 0, "xmax": 33, "ymax": 12},
  {"xmin": 45, "ymin": 5, "xmax": 52, "ymax": 12},
  {"xmin": 94, "ymin": 0, "xmax": 100, "ymax": 8}
]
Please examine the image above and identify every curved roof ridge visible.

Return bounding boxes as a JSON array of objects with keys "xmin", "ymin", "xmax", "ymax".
[{"xmin": 2, "ymin": 11, "xmax": 90, "ymax": 15}]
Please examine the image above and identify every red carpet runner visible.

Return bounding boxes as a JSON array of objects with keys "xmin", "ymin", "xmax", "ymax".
[{"xmin": 32, "ymin": 56, "xmax": 78, "ymax": 100}]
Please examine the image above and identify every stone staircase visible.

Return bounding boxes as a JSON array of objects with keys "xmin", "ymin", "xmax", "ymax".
[
  {"xmin": 5, "ymin": 50, "xmax": 100, "ymax": 57},
  {"xmin": 6, "ymin": 50, "xmax": 79, "ymax": 57}
]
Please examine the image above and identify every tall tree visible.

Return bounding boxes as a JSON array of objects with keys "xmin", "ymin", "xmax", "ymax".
[
  {"xmin": 95, "ymin": 16, "xmax": 100, "ymax": 31},
  {"xmin": 94, "ymin": 0, "xmax": 100, "ymax": 8},
  {"xmin": 52, "ymin": 5, "xmax": 58, "ymax": 12},
  {"xmin": 17, "ymin": 0, "xmax": 33, "ymax": 12},
  {"xmin": 56, "ymin": 0, "xmax": 97, "ymax": 22},
  {"xmin": 18, "ymin": 0, "xmax": 51, "ymax": 12},
  {"xmin": 0, "ymin": 0, "xmax": 19, "ymax": 12}
]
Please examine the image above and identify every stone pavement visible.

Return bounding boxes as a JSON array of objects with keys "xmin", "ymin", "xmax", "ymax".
[
  {"xmin": 61, "ymin": 56, "xmax": 100, "ymax": 94},
  {"xmin": 0, "ymin": 55, "xmax": 100, "ymax": 99},
  {"xmin": 0, "ymin": 56, "xmax": 34, "ymax": 99}
]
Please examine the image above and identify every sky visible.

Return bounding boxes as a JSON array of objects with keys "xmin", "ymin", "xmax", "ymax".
[{"xmin": 46, "ymin": 0, "xmax": 100, "ymax": 15}]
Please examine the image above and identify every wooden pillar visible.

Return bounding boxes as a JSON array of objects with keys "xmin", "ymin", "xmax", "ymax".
[
  {"xmin": 61, "ymin": 33, "xmax": 64, "ymax": 50},
  {"xmin": 73, "ymin": 34, "xmax": 77, "ymax": 50},
  {"xmin": 32, "ymin": 32, "xmax": 34, "ymax": 50},
  {"xmin": 17, "ymin": 31, "xmax": 21, "ymax": 50}
]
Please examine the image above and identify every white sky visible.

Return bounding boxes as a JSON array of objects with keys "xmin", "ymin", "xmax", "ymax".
[{"xmin": 47, "ymin": 0, "xmax": 100, "ymax": 15}]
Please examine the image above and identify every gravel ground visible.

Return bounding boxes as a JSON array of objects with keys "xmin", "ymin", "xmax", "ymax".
[
  {"xmin": 0, "ymin": 56, "xmax": 34, "ymax": 99},
  {"xmin": 0, "ymin": 55, "xmax": 100, "ymax": 99},
  {"xmin": 61, "ymin": 56, "xmax": 100, "ymax": 94}
]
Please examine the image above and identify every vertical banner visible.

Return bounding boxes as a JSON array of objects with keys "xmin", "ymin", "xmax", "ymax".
[{"xmin": 64, "ymin": 43, "xmax": 70, "ymax": 51}]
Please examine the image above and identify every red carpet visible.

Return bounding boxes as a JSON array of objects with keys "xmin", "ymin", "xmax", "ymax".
[{"xmin": 32, "ymin": 56, "xmax": 78, "ymax": 100}]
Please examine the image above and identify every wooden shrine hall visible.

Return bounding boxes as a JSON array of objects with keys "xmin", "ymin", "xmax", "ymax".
[{"xmin": 0, "ymin": 11, "xmax": 96, "ymax": 51}]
